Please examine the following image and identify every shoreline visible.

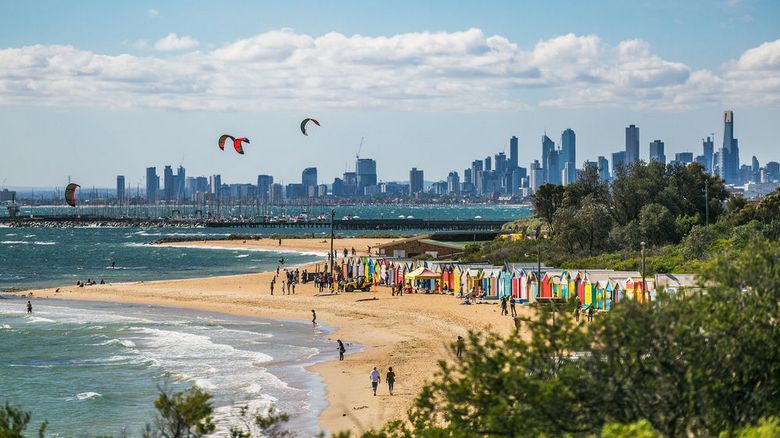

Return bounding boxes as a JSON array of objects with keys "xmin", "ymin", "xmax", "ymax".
[{"xmin": 14, "ymin": 237, "xmax": 523, "ymax": 434}]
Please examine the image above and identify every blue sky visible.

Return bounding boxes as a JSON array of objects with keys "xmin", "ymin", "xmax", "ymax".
[{"xmin": 1, "ymin": 0, "xmax": 779, "ymax": 187}]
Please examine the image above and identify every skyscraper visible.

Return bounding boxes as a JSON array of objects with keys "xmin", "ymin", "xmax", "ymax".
[
  {"xmin": 649, "ymin": 140, "xmax": 666, "ymax": 164},
  {"xmin": 257, "ymin": 175, "xmax": 273, "ymax": 201},
  {"xmin": 116, "ymin": 175, "xmax": 125, "ymax": 203},
  {"xmin": 625, "ymin": 124, "xmax": 640, "ymax": 163},
  {"xmin": 302, "ymin": 167, "xmax": 317, "ymax": 193},
  {"xmin": 529, "ymin": 160, "xmax": 543, "ymax": 193},
  {"xmin": 611, "ymin": 151, "xmax": 626, "ymax": 177},
  {"xmin": 560, "ymin": 128, "xmax": 576, "ymax": 183},
  {"xmin": 542, "ymin": 134, "xmax": 555, "ymax": 183},
  {"xmin": 509, "ymin": 136, "xmax": 519, "ymax": 169},
  {"xmin": 597, "ymin": 156, "xmax": 610, "ymax": 181},
  {"xmin": 484, "ymin": 156, "xmax": 492, "ymax": 172},
  {"xmin": 494, "ymin": 152, "xmax": 507, "ymax": 176},
  {"xmin": 175, "ymin": 165, "xmax": 185, "ymax": 201},
  {"xmin": 447, "ymin": 171, "xmax": 460, "ymax": 194},
  {"xmin": 356, "ymin": 158, "xmax": 377, "ymax": 193},
  {"xmin": 409, "ymin": 167, "xmax": 424, "ymax": 195},
  {"xmin": 163, "ymin": 165, "xmax": 174, "ymax": 202},
  {"xmin": 145, "ymin": 167, "xmax": 159, "ymax": 203},
  {"xmin": 717, "ymin": 110, "xmax": 740, "ymax": 184},
  {"xmin": 702, "ymin": 136, "xmax": 714, "ymax": 173}
]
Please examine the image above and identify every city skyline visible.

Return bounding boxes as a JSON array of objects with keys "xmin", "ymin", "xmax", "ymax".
[{"xmin": 1, "ymin": 1, "xmax": 779, "ymax": 186}]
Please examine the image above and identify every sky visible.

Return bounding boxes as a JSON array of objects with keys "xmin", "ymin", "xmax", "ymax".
[{"xmin": 1, "ymin": 0, "xmax": 779, "ymax": 187}]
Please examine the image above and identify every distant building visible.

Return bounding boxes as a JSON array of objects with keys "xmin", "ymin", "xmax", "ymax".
[
  {"xmin": 542, "ymin": 134, "xmax": 556, "ymax": 184},
  {"xmin": 163, "ymin": 165, "xmax": 174, "ymax": 202},
  {"xmin": 116, "ymin": 175, "xmax": 125, "ymax": 203},
  {"xmin": 509, "ymin": 136, "xmax": 519, "ymax": 169},
  {"xmin": 649, "ymin": 140, "xmax": 666, "ymax": 164},
  {"xmin": 257, "ymin": 175, "xmax": 273, "ymax": 201},
  {"xmin": 625, "ymin": 124, "xmax": 640, "ymax": 163},
  {"xmin": 210, "ymin": 175, "xmax": 221, "ymax": 199},
  {"xmin": 484, "ymin": 156, "xmax": 492, "ymax": 172},
  {"xmin": 409, "ymin": 167, "xmax": 425, "ymax": 194},
  {"xmin": 675, "ymin": 152, "xmax": 694, "ymax": 165},
  {"xmin": 764, "ymin": 162, "xmax": 780, "ymax": 182},
  {"xmin": 561, "ymin": 128, "xmax": 576, "ymax": 183},
  {"xmin": 529, "ymin": 160, "xmax": 543, "ymax": 193},
  {"xmin": 0, "ymin": 189, "xmax": 16, "ymax": 202},
  {"xmin": 356, "ymin": 158, "xmax": 377, "ymax": 193},
  {"xmin": 268, "ymin": 183, "xmax": 283, "ymax": 204},
  {"xmin": 717, "ymin": 110, "xmax": 740, "ymax": 184},
  {"xmin": 286, "ymin": 183, "xmax": 306, "ymax": 199},
  {"xmin": 145, "ymin": 167, "xmax": 159, "ymax": 203},
  {"xmin": 597, "ymin": 156, "xmax": 610, "ymax": 181},
  {"xmin": 302, "ymin": 167, "xmax": 317, "ymax": 195},
  {"xmin": 447, "ymin": 171, "xmax": 460, "ymax": 194},
  {"xmin": 702, "ymin": 136, "xmax": 714, "ymax": 173},
  {"xmin": 611, "ymin": 151, "xmax": 626, "ymax": 177}
]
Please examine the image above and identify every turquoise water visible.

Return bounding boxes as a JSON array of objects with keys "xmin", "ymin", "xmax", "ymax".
[
  {"xmin": 0, "ymin": 297, "xmax": 333, "ymax": 437},
  {"xmin": 0, "ymin": 227, "xmax": 325, "ymax": 291}
]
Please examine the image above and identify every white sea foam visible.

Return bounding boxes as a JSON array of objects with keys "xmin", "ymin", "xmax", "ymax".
[
  {"xmin": 0, "ymin": 240, "xmax": 55, "ymax": 245},
  {"xmin": 99, "ymin": 338, "xmax": 137, "ymax": 348},
  {"xmin": 66, "ymin": 392, "xmax": 102, "ymax": 401},
  {"xmin": 26, "ymin": 316, "xmax": 56, "ymax": 324},
  {"xmin": 0, "ymin": 324, "xmax": 11, "ymax": 329}
]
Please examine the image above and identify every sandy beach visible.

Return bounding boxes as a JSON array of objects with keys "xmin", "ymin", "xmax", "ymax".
[{"xmin": 22, "ymin": 237, "xmax": 523, "ymax": 435}]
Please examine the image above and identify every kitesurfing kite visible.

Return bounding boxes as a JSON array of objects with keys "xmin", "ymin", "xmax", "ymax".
[
  {"xmin": 218, "ymin": 135, "xmax": 250, "ymax": 154},
  {"xmin": 300, "ymin": 118, "xmax": 320, "ymax": 136},
  {"xmin": 65, "ymin": 183, "xmax": 80, "ymax": 207}
]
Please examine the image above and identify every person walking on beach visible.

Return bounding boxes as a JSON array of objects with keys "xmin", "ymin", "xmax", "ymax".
[
  {"xmin": 311, "ymin": 310, "xmax": 317, "ymax": 327},
  {"xmin": 337, "ymin": 339, "xmax": 345, "ymax": 360},
  {"xmin": 270, "ymin": 280, "xmax": 274, "ymax": 296},
  {"xmin": 26, "ymin": 300, "xmax": 32, "ymax": 314},
  {"xmin": 500, "ymin": 296, "xmax": 508, "ymax": 316},
  {"xmin": 281, "ymin": 281, "xmax": 286, "ymax": 295},
  {"xmin": 278, "ymin": 238, "xmax": 282, "ymax": 246},
  {"xmin": 587, "ymin": 306, "xmax": 594, "ymax": 323},
  {"xmin": 291, "ymin": 281, "xmax": 296, "ymax": 294},
  {"xmin": 574, "ymin": 303, "xmax": 582, "ymax": 322},
  {"xmin": 510, "ymin": 297, "xmax": 517, "ymax": 317},
  {"xmin": 386, "ymin": 367, "xmax": 395, "ymax": 396},
  {"xmin": 369, "ymin": 367, "xmax": 381, "ymax": 396},
  {"xmin": 456, "ymin": 336, "xmax": 465, "ymax": 358}
]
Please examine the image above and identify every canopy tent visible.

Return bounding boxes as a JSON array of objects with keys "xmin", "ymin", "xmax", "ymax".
[{"xmin": 405, "ymin": 267, "xmax": 440, "ymax": 280}]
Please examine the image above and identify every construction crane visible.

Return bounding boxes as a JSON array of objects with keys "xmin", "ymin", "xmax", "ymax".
[{"xmin": 356, "ymin": 136, "xmax": 364, "ymax": 160}]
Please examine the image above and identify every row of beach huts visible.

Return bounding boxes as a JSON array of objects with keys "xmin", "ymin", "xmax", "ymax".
[{"xmin": 322, "ymin": 256, "xmax": 699, "ymax": 311}]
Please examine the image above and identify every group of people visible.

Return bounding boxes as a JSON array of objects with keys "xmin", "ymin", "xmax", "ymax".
[
  {"xmin": 573, "ymin": 302, "xmax": 596, "ymax": 322},
  {"xmin": 500, "ymin": 295, "xmax": 518, "ymax": 317},
  {"xmin": 76, "ymin": 278, "xmax": 104, "ymax": 287},
  {"xmin": 369, "ymin": 366, "xmax": 395, "ymax": 396},
  {"xmin": 269, "ymin": 267, "xmax": 300, "ymax": 295}
]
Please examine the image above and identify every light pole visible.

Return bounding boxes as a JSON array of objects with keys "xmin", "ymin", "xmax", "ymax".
[
  {"xmin": 704, "ymin": 179, "xmax": 709, "ymax": 226},
  {"xmin": 640, "ymin": 241, "xmax": 646, "ymax": 303},
  {"xmin": 330, "ymin": 209, "xmax": 335, "ymax": 286}
]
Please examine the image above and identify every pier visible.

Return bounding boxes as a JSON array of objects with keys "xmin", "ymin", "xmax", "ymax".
[{"xmin": 0, "ymin": 215, "xmax": 511, "ymax": 231}]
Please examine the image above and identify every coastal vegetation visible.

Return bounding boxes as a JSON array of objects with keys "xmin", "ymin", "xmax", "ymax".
[{"xmin": 463, "ymin": 161, "xmax": 780, "ymax": 276}]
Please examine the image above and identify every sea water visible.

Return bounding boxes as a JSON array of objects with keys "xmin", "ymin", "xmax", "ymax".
[
  {"xmin": 0, "ymin": 297, "xmax": 333, "ymax": 437},
  {"xmin": 0, "ymin": 227, "xmax": 326, "ymax": 291}
]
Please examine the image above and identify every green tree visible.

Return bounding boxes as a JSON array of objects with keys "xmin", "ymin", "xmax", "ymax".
[
  {"xmin": 639, "ymin": 203, "xmax": 678, "ymax": 245},
  {"xmin": 0, "ymin": 403, "xmax": 46, "ymax": 438},
  {"xmin": 532, "ymin": 184, "xmax": 565, "ymax": 234},
  {"xmin": 148, "ymin": 386, "xmax": 215, "ymax": 438}
]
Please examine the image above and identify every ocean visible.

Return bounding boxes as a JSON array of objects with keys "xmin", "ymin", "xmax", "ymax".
[{"xmin": 0, "ymin": 296, "xmax": 334, "ymax": 437}]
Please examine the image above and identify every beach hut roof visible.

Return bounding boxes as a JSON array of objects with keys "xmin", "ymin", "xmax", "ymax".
[{"xmin": 406, "ymin": 267, "xmax": 440, "ymax": 280}]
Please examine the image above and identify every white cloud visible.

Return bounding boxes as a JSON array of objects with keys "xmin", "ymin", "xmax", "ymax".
[
  {"xmin": 0, "ymin": 29, "xmax": 778, "ymax": 112},
  {"xmin": 148, "ymin": 9, "xmax": 159, "ymax": 17},
  {"xmin": 153, "ymin": 33, "xmax": 199, "ymax": 51}
]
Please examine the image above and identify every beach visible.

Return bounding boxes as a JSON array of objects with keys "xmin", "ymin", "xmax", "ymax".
[{"xmin": 20, "ymin": 237, "xmax": 523, "ymax": 435}]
